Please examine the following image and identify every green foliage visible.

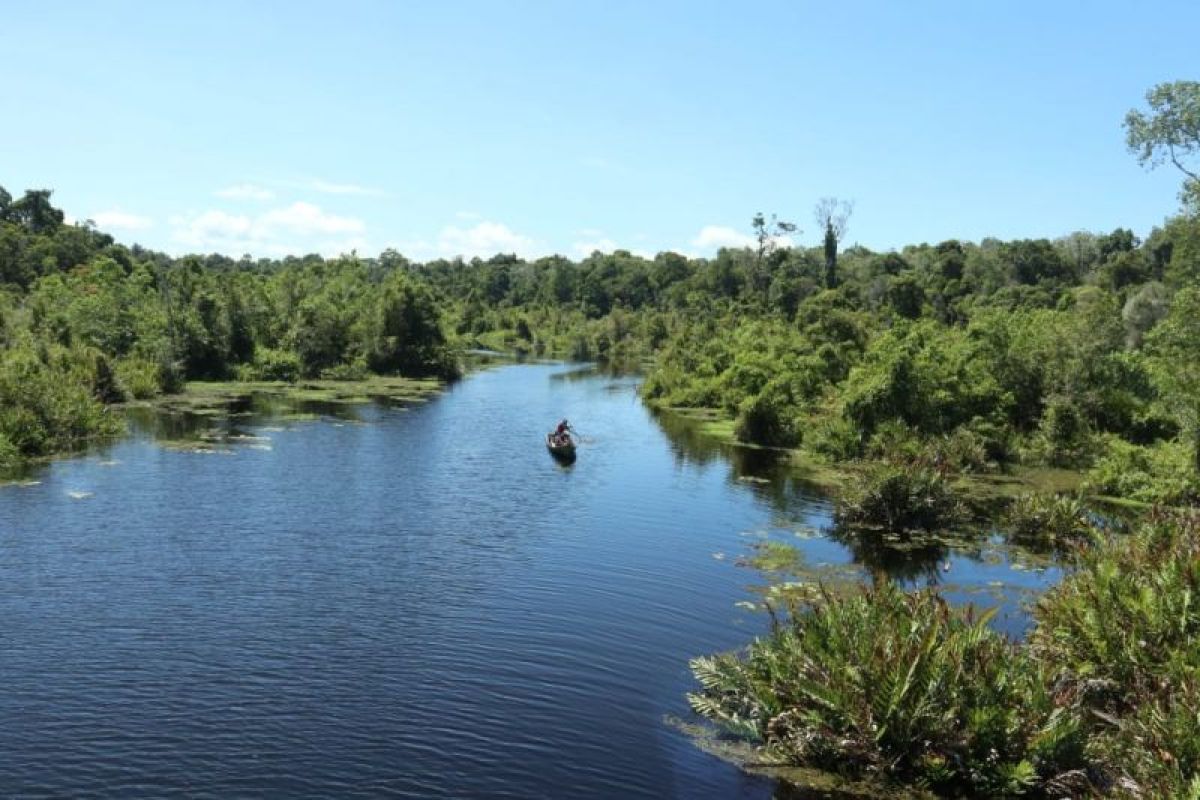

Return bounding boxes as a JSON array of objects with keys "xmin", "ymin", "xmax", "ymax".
[
  {"xmin": 1031, "ymin": 509, "xmax": 1200, "ymax": 795},
  {"xmin": 689, "ymin": 582, "xmax": 1085, "ymax": 795},
  {"xmin": 1085, "ymin": 435, "xmax": 1200, "ymax": 506},
  {"xmin": 0, "ymin": 339, "xmax": 123, "ymax": 458},
  {"xmin": 1005, "ymin": 493, "xmax": 1098, "ymax": 553},
  {"xmin": 115, "ymin": 357, "xmax": 164, "ymax": 399},
  {"xmin": 834, "ymin": 464, "xmax": 965, "ymax": 531},
  {"xmin": 692, "ymin": 511, "xmax": 1200, "ymax": 796},
  {"xmin": 1125, "ymin": 80, "xmax": 1200, "ymax": 209},
  {"xmin": 238, "ymin": 348, "xmax": 302, "ymax": 383}
]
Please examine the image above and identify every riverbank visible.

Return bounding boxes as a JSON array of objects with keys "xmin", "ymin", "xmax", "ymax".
[{"xmin": 657, "ymin": 404, "xmax": 1087, "ymax": 501}]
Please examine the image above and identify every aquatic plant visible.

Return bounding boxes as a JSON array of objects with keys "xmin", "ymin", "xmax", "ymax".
[
  {"xmin": 1031, "ymin": 508, "xmax": 1200, "ymax": 796},
  {"xmin": 1005, "ymin": 492, "xmax": 1098, "ymax": 554},
  {"xmin": 689, "ymin": 582, "xmax": 1086, "ymax": 796},
  {"xmin": 834, "ymin": 464, "xmax": 966, "ymax": 532}
]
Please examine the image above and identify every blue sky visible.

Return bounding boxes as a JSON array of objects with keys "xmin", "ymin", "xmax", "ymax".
[{"xmin": 3, "ymin": 1, "xmax": 1196, "ymax": 259}]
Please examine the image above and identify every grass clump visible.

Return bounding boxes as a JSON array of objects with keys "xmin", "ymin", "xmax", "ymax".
[
  {"xmin": 689, "ymin": 582, "xmax": 1086, "ymax": 796},
  {"xmin": 1005, "ymin": 492, "xmax": 1098, "ymax": 554},
  {"xmin": 834, "ymin": 464, "xmax": 965, "ymax": 532},
  {"xmin": 690, "ymin": 509, "xmax": 1200, "ymax": 797},
  {"xmin": 1030, "ymin": 508, "xmax": 1200, "ymax": 797}
]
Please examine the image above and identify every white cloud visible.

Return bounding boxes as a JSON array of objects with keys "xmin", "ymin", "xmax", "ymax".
[
  {"xmin": 572, "ymin": 237, "xmax": 619, "ymax": 257},
  {"xmin": 691, "ymin": 225, "xmax": 755, "ymax": 250},
  {"xmin": 91, "ymin": 210, "xmax": 153, "ymax": 231},
  {"xmin": 215, "ymin": 183, "xmax": 274, "ymax": 201},
  {"xmin": 258, "ymin": 202, "xmax": 365, "ymax": 236},
  {"xmin": 691, "ymin": 225, "xmax": 794, "ymax": 253},
  {"xmin": 168, "ymin": 202, "xmax": 366, "ymax": 257},
  {"xmin": 391, "ymin": 220, "xmax": 540, "ymax": 260},
  {"xmin": 435, "ymin": 221, "xmax": 537, "ymax": 258}
]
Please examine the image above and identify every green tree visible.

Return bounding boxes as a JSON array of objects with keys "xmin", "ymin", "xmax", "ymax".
[
  {"xmin": 1125, "ymin": 80, "xmax": 1200, "ymax": 209},
  {"xmin": 814, "ymin": 197, "xmax": 853, "ymax": 289},
  {"xmin": 1145, "ymin": 287, "xmax": 1200, "ymax": 474}
]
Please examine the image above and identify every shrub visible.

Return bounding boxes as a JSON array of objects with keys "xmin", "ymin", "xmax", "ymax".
[
  {"xmin": 1031, "ymin": 509, "xmax": 1200, "ymax": 795},
  {"xmin": 116, "ymin": 357, "xmax": 162, "ymax": 399},
  {"xmin": 689, "ymin": 582, "xmax": 1086, "ymax": 795},
  {"xmin": 0, "ymin": 432, "xmax": 18, "ymax": 471},
  {"xmin": 242, "ymin": 348, "xmax": 302, "ymax": 382},
  {"xmin": 1006, "ymin": 493, "xmax": 1098, "ymax": 553},
  {"xmin": 835, "ymin": 464, "xmax": 965, "ymax": 531},
  {"xmin": 319, "ymin": 359, "xmax": 368, "ymax": 381},
  {"xmin": 734, "ymin": 382, "xmax": 799, "ymax": 447},
  {"xmin": 1085, "ymin": 435, "xmax": 1199, "ymax": 506},
  {"xmin": 806, "ymin": 413, "xmax": 862, "ymax": 461}
]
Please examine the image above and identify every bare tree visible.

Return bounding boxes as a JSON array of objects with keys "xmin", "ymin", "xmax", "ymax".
[{"xmin": 813, "ymin": 197, "xmax": 853, "ymax": 289}]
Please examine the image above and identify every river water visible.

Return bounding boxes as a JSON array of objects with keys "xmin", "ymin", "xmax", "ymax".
[{"xmin": 0, "ymin": 364, "xmax": 1060, "ymax": 798}]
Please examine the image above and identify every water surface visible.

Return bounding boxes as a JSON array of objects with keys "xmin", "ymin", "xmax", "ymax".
[{"xmin": 0, "ymin": 364, "xmax": 1058, "ymax": 798}]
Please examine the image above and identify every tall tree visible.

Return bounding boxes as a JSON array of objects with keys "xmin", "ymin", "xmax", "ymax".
[
  {"xmin": 1125, "ymin": 81, "xmax": 1200, "ymax": 209},
  {"xmin": 749, "ymin": 212, "xmax": 797, "ymax": 301},
  {"xmin": 813, "ymin": 197, "xmax": 853, "ymax": 289}
]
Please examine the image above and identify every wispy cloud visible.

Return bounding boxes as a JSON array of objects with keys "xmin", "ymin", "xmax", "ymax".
[
  {"xmin": 91, "ymin": 210, "xmax": 153, "ymax": 231},
  {"xmin": 572, "ymin": 237, "xmax": 620, "ymax": 257},
  {"xmin": 690, "ymin": 225, "xmax": 792, "ymax": 253},
  {"xmin": 215, "ymin": 183, "xmax": 274, "ymax": 201},
  {"xmin": 396, "ymin": 220, "xmax": 539, "ymax": 260},
  {"xmin": 691, "ymin": 225, "xmax": 755, "ymax": 250},
  {"xmin": 168, "ymin": 202, "xmax": 367, "ymax": 256}
]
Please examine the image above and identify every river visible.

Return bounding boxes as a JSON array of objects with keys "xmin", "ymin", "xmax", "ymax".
[{"xmin": 0, "ymin": 363, "xmax": 1061, "ymax": 798}]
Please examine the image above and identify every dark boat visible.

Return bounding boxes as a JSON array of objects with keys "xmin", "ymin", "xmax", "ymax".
[{"xmin": 546, "ymin": 432, "xmax": 576, "ymax": 461}]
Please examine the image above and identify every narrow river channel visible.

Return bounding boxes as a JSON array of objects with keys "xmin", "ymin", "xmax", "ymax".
[{"xmin": 0, "ymin": 363, "xmax": 1060, "ymax": 798}]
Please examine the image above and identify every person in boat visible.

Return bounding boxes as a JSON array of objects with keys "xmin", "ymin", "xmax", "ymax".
[{"xmin": 553, "ymin": 419, "xmax": 573, "ymax": 445}]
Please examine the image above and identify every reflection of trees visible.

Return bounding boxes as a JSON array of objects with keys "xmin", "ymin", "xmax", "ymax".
[
  {"xmin": 827, "ymin": 524, "xmax": 989, "ymax": 586},
  {"xmin": 649, "ymin": 405, "xmax": 728, "ymax": 467},
  {"xmin": 827, "ymin": 524, "xmax": 949, "ymax": 585},
  {"xmin": 648, "ymin": 404, "xmax": 1005, "ymax": 585},
  {"xmin": 124, "ymin": 392, "xmax": 365, "ymax": 443},
  {"xmin": 649, "ymin": 405, "xmax": 828, "ymax": 517}
]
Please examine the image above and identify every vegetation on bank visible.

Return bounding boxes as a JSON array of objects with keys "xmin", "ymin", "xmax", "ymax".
[
  {"xmin": 690, "ymin": 509, "xmax": 1200, "ymax": 797},
  {"xmin": 3, "ymin": 78, "xmax": 1199, "ymax": 796}
]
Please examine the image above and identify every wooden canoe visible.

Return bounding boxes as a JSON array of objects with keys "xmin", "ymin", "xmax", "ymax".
[{"xmin": 546, "ymin": 433, "xmax": 576, "ymax": 460}]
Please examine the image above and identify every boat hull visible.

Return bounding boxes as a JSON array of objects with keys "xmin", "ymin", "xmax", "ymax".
[{"xmin": 546, "ymin": 433, "xmax": 576, "ymax": 461}]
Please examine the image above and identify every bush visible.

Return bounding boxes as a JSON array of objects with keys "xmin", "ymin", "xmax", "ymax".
[
  {"xmin": 1085, "ymin": 435, "xmax": 1199, "ymax": 506},
  {"xmin": 1031, "ymin": 509, "xmax": 1200, "ymax": 796},
  {"xmin": 806, "ymin": 413, "xmax": 862, "ymax": 461},
  {"xmin": 0, "ymin": 341, "xmax": 122, "ymax": 457},
  {"xmin": 116, "ymin": 357, "xmax": 162, "ymax": 399},
  {"xmin": 1006, "ymin": 493, "xmax": 1098, "ymax": 553},
  {"xmin": 320, "ymin": 359, "xmax": 368, "ymax": 381},
  {"xmin": 689, "ymin": 582, "xmax": 1085, "ymax": 795},
  {"xmin": 242, "ymin": 348, "xmax": 302, "ymax": 382},
  {"xmin": 734, "ymin": 382, "xmax": 799, "ymax": 447},
  {"xmin": 835, "ymin": 464, "xmax": 965, "ymax": 531},
  {"xmin": 0, "ymin": 432, "xmax": 18, "ymax": 472}
]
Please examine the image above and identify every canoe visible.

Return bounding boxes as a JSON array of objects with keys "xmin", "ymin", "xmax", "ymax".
[{"xmin": 546, "ymin": 433, "xmax": 576, "ymax": 460}]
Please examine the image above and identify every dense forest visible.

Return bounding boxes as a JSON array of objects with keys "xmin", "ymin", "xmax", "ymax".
[
  {"xmin": 3, "ymin": 79, "xmax": 1199, "ymax": 796},
  {"xmin": 5, "ymin": 179, "xmax": 1199, "ymax": 505}
]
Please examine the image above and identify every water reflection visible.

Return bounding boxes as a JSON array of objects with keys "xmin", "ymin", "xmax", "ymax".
[{"xmin": 647, "ymin": 403, "xmax": 1063, "ymax": 638}]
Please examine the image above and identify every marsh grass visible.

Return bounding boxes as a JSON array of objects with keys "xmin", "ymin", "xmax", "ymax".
[
  {"xmin": 834, "ymin": 465, "xmax": 966, "ymax": 532},
  {"xmin": 692, "ymin": 509, "xmax": 1200, "ymax": 797},
  {"xmin": 690, "ymin": 582, "xmax": 1086, "ymax": 796},
  {"xmin": 1031, "ymin": 508, "xmax": 1200, "ymax": 797},
  {"xmin": 1005, "ymin": 493, "xmax": 1100, "ymax": 554}
]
